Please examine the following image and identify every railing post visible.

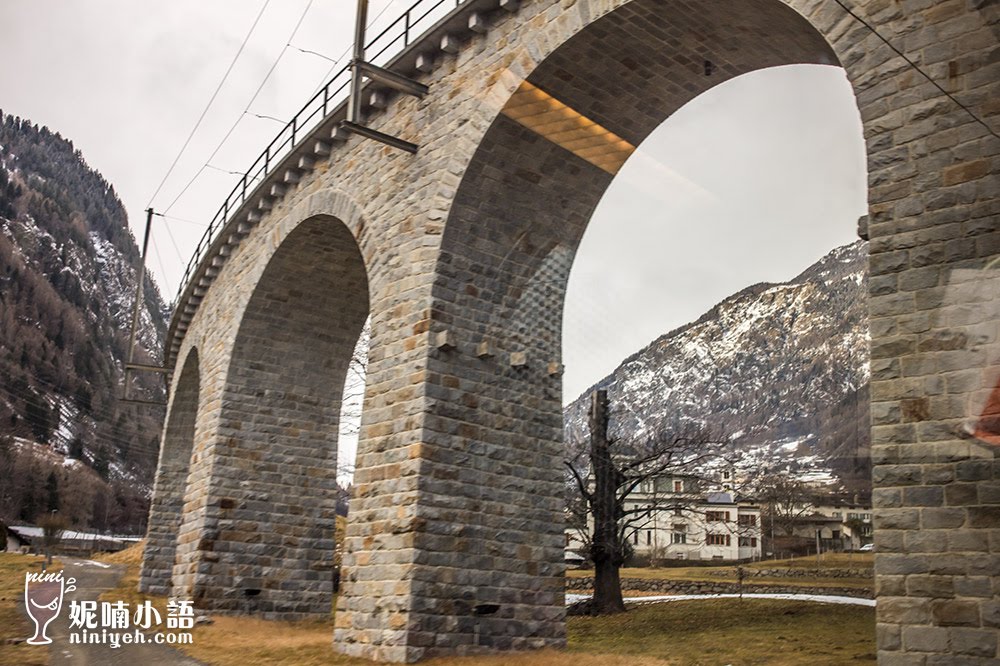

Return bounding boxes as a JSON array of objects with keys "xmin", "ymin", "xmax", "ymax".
[{"xmin": 173, "ymin": 0, "xmax": 455, "ymax": 304}]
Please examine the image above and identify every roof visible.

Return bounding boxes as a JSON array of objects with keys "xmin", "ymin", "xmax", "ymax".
[
  {"xmin": 7, "ymin": 525, "xmax": 142, "ymax": 543},
  {"xmin": 706, "ymin": 492, "xmax": 735, "ymax": 504}
]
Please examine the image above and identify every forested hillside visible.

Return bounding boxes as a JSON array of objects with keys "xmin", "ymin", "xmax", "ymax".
[{"xmin": 0, "ymin": 112, "xmax": 167, "ymax": 533}]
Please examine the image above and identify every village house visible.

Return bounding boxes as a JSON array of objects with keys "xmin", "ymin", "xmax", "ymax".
[{"xmin": 567, "ymin": 474, "xmax": 763, "ymax": 563}]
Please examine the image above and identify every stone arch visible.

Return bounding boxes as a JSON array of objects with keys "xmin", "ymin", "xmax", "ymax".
[
  {"xmin": 138, "ymin": 0, "xmax": 998, "ymax": 662},
  {"xmin": 139, "ymin": 346, "xmax": 200, "ymax": 596},
  {"xmin": 388, "ymin": 0, "xmax": 857, "ymax": 658},
  {"xmin": 176, "ymin": 212, "xmax": 370, "ymax": 618}
]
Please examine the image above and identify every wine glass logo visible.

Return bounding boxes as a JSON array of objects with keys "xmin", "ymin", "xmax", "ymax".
[{"xmin": 24, "ymin": 572, "xmax": 65, "ymax": 645}]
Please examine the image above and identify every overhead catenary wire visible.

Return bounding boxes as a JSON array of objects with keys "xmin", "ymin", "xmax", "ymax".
[
  {"xmin": 832, "ymin": 0, "xmax": 999, "ymax": 141},
  {"xmin": 291, "ymin": 45, "xmax": 341, "ymax": 63},
  {"xmin": 0, "ymin": 383, "xmax": 166, "ymax": 457},
  {"xmin": 163, "ymin": 0, "xmax": 399, "ymax": 219},
  {"xmin": 159, "ymin": 221, "xmax": 187, "ymax": 269},
  {"xmin": 155, "ymin": 213, "xmax": 208, "ymax": 228},
  {"xmin": 162, "ymin": 0, "xmax": 317, "ymax": 216},
  {"xmin": 146, "ymin": 0, "xmax": 273, "ymax": 209}
]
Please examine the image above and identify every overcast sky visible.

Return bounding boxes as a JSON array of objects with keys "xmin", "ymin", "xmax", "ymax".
[{"xmin": 0, "ymin": 2, "xmax": 867, "ymax": 468}]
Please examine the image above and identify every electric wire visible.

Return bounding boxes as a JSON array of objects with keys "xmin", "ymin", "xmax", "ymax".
[
  {"xmin": 164, "ymin": 0, "xmax": 399, "ymax": 219},
  {"xmin": 146, "ymin": 0, "xmax": 273, "ymax": 209},
  {"xmin": 833, "ymin": 0, "xmax": 999, "ymax": 141},
  {"xmin": 162, "ymin": 0, "xmax": 316, "ymax": 216}
]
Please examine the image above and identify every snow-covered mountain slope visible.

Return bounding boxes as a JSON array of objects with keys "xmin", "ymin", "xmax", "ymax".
[{"xmin": 564, "ymin": 240, "xmax": 871, "ymax": 495}]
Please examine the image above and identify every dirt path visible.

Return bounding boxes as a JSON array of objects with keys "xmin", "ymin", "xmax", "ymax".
[{"xmin": 48, "ymin": 558, "xmax": 203, "ymax": 666}]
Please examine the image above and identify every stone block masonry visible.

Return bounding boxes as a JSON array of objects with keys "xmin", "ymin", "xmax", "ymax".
[{"xmin": 142, "ymin": 0, "xmax": 999, "ymax": 662}]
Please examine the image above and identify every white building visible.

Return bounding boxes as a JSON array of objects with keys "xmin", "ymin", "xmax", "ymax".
[
  {"xmin": 785, "ymin": 501, "xmax": 873, "ymax": 551},
  {"xmin": 567, "ymin": 474, "xmax": 763, "ymax": 563}
]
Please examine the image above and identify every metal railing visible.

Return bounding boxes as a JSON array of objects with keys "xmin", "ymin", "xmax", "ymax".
[{"xmin": 174, "ymin": 0, "xmax": 469, "ymax": 305}]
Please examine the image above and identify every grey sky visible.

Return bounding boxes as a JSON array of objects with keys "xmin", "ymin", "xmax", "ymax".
[
  {"xmin": 564, "ymin": 64, "xmax": 866, "ymax": 402},
  {"xmin": 0, "ymin": 3, "xmax": 867, "ymax": 467}
]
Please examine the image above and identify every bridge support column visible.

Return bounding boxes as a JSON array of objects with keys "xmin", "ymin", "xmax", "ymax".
[{"xmin": 170, "ymin": 217, "xmax": 368, "ymax": 619}]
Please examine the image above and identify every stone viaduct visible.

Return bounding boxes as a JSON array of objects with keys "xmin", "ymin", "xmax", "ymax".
[{"xmin": 139, "ymin": 0, "xmax": 999, "ymax": 662}]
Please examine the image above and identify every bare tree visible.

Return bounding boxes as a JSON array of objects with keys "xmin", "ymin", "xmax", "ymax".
[
  {"xmin": 758, "ymin": 473, "xmax": 813, "ymax": 537},
  {"xmin": 38, "ymin": 512, "xmax": 67, "ymax": 568},
  {"xmin": 565, "ymin": 389, "xmax": 738, "ymax": 615}
]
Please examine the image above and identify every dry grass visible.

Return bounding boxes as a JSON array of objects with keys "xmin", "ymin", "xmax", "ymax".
[
  {"xmin": 75, "ymin": 544, "xmax": 874, "ymax": 666},
  {"xmin": 181, "ymin": 615, "xmax": 357, "ymax": 666},
  {"xmin": 568, "ymin": 598, "xmax": 875, "ymax": 665},
  {"xmin": 0, "ymin": 552, "xmax": 62, "ymax": 666},
  {"xmin": 94, "ymin": 539, "xmax": 145, "ymax": 565},
  {"xmin": 182, "ymin": 616, "xmax": 669, "ymax": 666},
  {"xmin": 747, "ymin": 553, "xmax": 873, "ymax": 569},
  {"xmin": 567, "ymin": 553, "xmax": 874, "ymax": 591},
  {"xmin": 422, "ymin": 652, "xmax": 670, "ymax": 665},
  {"xmin": 179, "ymin": 599, "xmax": 873, "ymax": 666}
]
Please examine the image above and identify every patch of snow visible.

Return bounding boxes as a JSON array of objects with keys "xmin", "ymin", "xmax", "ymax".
[{"xmin": 566, "ymin": 592, "xmax": 874, "ymax": 607}]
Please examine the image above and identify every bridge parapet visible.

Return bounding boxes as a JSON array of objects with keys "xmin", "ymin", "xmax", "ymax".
[{"xmin": 167, "ymin": 0, "xmax": 517, "ymax": 365}]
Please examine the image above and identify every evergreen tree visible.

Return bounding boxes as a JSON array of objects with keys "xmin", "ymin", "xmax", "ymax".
[{"xmin": 45, "ymin": 470, "xmax": 59, "ymax": 512}]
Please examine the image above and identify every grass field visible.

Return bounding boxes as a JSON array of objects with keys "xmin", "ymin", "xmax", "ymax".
[
  {"xmin": 0, "ymin": 552, "xmax": 62, "ymax": 666},
  {"xmin": 175, "ymin": 598, "xmax": 875, "ymax": 666},
  {"xmin": 567, "ymin": 553, "xmax": 874, "ymax": 591},
  {"xmin": 0, "ymin": 544, "xmax": 875, "ymax": 665}
]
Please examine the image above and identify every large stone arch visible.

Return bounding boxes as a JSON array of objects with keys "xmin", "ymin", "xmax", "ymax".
[
  {"xmin": 139, "ymin": 346, "xmax": 200, "ymax": 596},
  {"xmin": 168, "ymin": 209, "xmax": 370, "ymax": 618},
  {"xmin": 330, "ymin": 0, "xmax": 999, "ymax": 663},
  {"xmin": 421, "ymin": 0, "xmax": 846, "ymax": 657},
  {"xmin": 145, "ymin": 0, "xmax": 998, "ymax": 662}
]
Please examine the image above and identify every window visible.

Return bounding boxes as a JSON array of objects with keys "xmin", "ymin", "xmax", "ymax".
[
  {"xmin": 738, "ymin": 514, "xmax": 757, "ymax": 526},
  {"xmin": 672, "ymin": 523, "xmax": 686, "ymax": 533},
  {"xmin": 672, "ymin": 532, "xmax": 687, "ymax": 544},
  {"xmin": 706, "ymin": 511, "xmax": 728, "ymax": 522},
  {"xmin": 739, "ymin": 537, "xmax": 758, "ymax": 547},
  {"xmin": 706, "ymin": 534, "xmax": 730, "ymax": 546},
  {"xmin": 633, "ymin": 531, "xmax": 639, "ymax": 545},
  {"xmin": 723, "ymin": 470, "xmax": 731, "ymax": 480},
  {"xmin": 646, "ymin": 531, "xmax": 652, "ymax": 546},
  {"xmin": 673, "ymin": 508, "xmax": 683, "ymax": 517},
  {"xmin": 673, "ymin": 480, "xmax": 683, "ymax": 492}
]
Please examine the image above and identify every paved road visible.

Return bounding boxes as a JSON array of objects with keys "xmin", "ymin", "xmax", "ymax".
[{"xmin": 48, "ymin": 558, "xmax": 203, "ymax": 666}]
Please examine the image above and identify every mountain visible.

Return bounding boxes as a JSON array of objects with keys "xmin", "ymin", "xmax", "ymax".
[
  {"xmin": 0, "ymin": 111, "xmax": 167, "ymax": 533},
  {"xmin": 564, "ymin": 240, "xmax": 871, "ymax": 496}
]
